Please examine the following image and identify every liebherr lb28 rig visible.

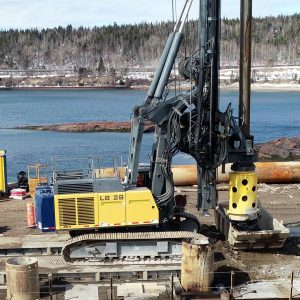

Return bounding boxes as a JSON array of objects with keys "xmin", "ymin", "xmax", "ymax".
[{"xmin": 52, "ymin": 0, "xmax": 288, "ymax": 263}]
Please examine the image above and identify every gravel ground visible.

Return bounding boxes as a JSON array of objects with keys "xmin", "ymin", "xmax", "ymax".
[
  {"xmin": 178, "ymin": 183, "xmax": 300, "ymax": 285},
  {"xmin": 1, "ymin": 183, "xmax": 300, "ymax": 286}
]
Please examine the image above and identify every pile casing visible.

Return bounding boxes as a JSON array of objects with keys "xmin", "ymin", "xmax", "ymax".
[
  {"xmin": 6, "ymin": 257, "xmax": 40, "ymax": 300},
  {"xmin": 181, "ymin": 239, "xmax": 214, "ymax": 292}
]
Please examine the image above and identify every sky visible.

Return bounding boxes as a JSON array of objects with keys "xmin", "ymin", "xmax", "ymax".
[{"xmin": 0, "ymin": 0, "xmax": 298, "ymax": 30}]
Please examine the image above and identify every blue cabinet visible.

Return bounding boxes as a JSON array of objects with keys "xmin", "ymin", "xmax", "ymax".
[{"xmin": 34, "ymin": 186, "xmax": 55, "ymax": 232}]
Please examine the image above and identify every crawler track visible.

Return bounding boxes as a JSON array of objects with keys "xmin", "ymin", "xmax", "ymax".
[{"xmin": 62, "ymin": 231, "xmax": 207, "ymax": 265}]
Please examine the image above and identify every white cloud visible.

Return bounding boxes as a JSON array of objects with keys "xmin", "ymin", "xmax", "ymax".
[{"xmin": 0, "ymin": 0, "xmax": 298, "ymax": 29}]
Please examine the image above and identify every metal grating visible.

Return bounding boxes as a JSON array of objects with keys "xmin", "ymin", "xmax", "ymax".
[
  {"xmin": 57, "ymin": 182, "xmax": 93, "ymax": 194},
  {"xmin": 77, "ymin": 197, "xmax": 95, "ymax": 225},
  {"xmin": 58, "ymin": 198, "xmax": 76, "ymax": 226}
]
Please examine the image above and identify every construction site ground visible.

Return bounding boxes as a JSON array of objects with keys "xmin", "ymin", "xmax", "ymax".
[
  {"xmin": 182, "ymin": 183, "xmax": 300, "ymax": 284},
  {"xmin": 0, "ymin": 183, "xmax": 300, "ymax": 298}
]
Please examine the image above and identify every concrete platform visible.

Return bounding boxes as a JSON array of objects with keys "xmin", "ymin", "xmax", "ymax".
[
  {"xmin": 0, "ymin": 233, "xmax": 68, "ymax": 256},
  {"xmin": 117, "ymin": 282, "xmax": 168, "ymax": 299},
  {"xmin": 65, "ymin": 284, "xmax": 99, "ymax": 300},
  {"xmin": 0, "ymin": 233, "xmax": 68, "ymax": 249}
]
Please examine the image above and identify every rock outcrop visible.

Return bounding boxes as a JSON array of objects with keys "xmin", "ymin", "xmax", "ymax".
[
  {"xmin": 15, "ymin": 121, "xmax": 155, "ymax": 133},
  {"xmin": 257, "ymin": 137, "xmax": 300, "ymax": 160}
]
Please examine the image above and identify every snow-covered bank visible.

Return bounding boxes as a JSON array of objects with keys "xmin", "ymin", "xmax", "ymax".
[
  {"xmin": 220, "ymin": 65, "xmax": 300, "ymax": 91},
  {"xmin": 0, "ymin": 65, "xmax": 299, "ymax": 91},
  {"xmin": 222, "ymin": 82, "xmax": 300, "ymax": 92}
]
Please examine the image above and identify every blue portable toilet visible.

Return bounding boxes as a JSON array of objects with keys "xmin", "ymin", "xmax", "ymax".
[{"xmin": 34, "ymin": 186, "xmax": 55, "ymax": 232}]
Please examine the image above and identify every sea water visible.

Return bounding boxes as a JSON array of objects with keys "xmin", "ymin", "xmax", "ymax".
[{"xmin": 0, "ymin": 89, "xmax": 299, "ymax": 182}]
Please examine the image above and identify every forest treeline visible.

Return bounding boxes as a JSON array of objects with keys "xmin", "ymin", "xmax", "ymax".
[{"xmin": 0, "ymin": 14, "xmax": 299, "ymax": 73}]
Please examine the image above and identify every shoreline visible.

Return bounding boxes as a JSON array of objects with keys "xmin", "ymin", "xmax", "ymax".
[
  {"xmin": 1, "ymin": 83, "xmax": 300, "ymax": 92},
  {"xmin": 0, "ymin": 85, "xmax": 129, "ymax": 91}
]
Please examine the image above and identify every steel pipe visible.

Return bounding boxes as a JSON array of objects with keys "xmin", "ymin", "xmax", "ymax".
[
  {"xmin": 6, "ymin": 257, "xmax": 39, "ymax": 300},
  {"xmin": 239, "ymin": 0, "xmax": 252, "ymax": 137},
  {"xmin": 95, "ymin": 162, "xmax": 300, "ymax": 185},
  {"xmin": 181, "ymin": 239, "xmax": 214, "ymax": 292},
  {"xmin": 172, "ymin": 162, "xmax": 300, "ymax": 185}
]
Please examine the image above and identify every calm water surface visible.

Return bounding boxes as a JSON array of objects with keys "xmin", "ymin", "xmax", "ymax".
[{"xmin": 0, "ymin": 89, "xmax": 299, "ymax": 181}]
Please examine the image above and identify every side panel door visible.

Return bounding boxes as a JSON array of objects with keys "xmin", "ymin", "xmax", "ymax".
[{"xmin": 98, "ymin": 192, "xmax": 126, "ymax": 227}]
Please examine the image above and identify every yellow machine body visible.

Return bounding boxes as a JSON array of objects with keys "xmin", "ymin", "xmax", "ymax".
[
  {"xmin": 227, "ymin": 171, "xmax": 258, "ymax": 221},
  {"xmin": 54, "ymin": 187, "xmax": 159, "ymax": 230},
  {"xmin": 0, "ymin": 150, "xmax": 7, "ymax": 194}
]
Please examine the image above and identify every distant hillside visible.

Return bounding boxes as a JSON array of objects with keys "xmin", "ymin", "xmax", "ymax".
[{"xmin": 0, "ymin": 14, "xmax": 299, "ymax": 74}]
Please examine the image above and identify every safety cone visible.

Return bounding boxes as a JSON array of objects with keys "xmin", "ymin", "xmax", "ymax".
[{"xmin": 27, "ymin": 202, "xmax": 36, "ymax": 228}]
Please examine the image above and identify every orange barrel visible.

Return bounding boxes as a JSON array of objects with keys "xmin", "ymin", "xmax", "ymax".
[{"xmin": 27, "ymin": 202, "xmax": 36, "ymax": 228}]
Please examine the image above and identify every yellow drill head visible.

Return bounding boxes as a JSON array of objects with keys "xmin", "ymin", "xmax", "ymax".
[{"xmin": 227, "ymin": 171, "xmax": 258, "ymax": 221}]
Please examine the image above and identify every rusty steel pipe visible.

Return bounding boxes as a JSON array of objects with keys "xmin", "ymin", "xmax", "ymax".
[
  {"xmin": 96, "ymin": 162, "xmax": 300, "ymax": 185},
  {"xmin": 172, "ymin": 162, "xmax": 300, "ymax": 185},
  {"xmin": 181, "ymin": 239, "xmax": 214, "ymax": 292}
]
